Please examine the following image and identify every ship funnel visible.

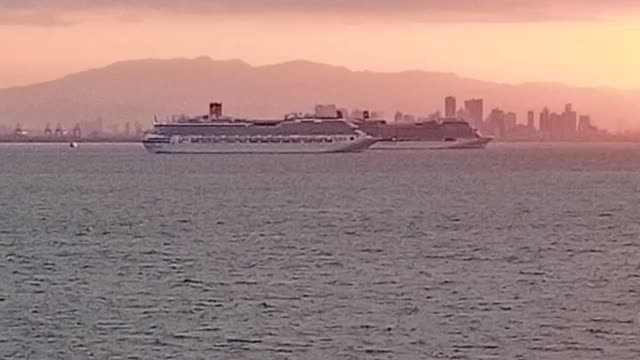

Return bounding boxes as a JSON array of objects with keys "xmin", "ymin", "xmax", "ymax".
[{"xmin": 209, "ymin": 102, "xmax": 223, "ymax": 119}]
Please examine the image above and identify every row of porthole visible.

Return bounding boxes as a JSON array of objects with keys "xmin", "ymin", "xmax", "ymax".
[{"xmin": 177, "ymin": 136, "xmax": 356, "ymax": 144}]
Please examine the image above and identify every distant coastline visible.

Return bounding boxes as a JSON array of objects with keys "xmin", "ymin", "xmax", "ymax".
[
  {"xmin": 1, "ymin": 57, "xmax": 639, "ymax": 135},
  {"xmin": 0, "ymin": 136, "xmax": 141, "ymax": 143},
  {"xmin": 1, "ymin": 137, "xmax": 638, "ymax": 145}
]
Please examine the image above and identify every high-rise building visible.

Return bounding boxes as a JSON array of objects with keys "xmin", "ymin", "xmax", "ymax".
[
  {"xmin": 445, "ymin": 96, "xmax": 457, "ymax": 118},
  {"xmin": 487, "ymin": 108, "xmax": 506, "ymax": 138},
  {"xmin": 464, "ymin": 99, "xmax": 484, "ymax": 128},
  {"xmin": 562, "ymin": 103, "xmax": 577, "ymax": 138},
  {"xmin": 549, "ymin": 112, "xmax": 562, "ymax": 139},
  {"xmin": 505, "ymin": 112, "xmax": 517, "ymax": 135},
  {"xmin": 539, "ymin": 107, "xmax": 551, "ymax": 136},
  {"xmin": 578, "ymin": 115, "xmax": 593, "ymax": 132},
  {"xmin": 527, "ymin": 111, "xmax": 535, "ymax": 129},
  {"xmin": 456, "ymin": 107, "xmax": 471, "ymax": 123}
]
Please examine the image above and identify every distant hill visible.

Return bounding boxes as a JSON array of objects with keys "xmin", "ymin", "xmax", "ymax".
[{"xmin": 1, "ymin": 56, "xmax": 638, "ymax": 131}]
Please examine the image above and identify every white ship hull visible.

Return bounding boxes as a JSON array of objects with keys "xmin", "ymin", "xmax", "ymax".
[
  {"xmin": 143, "ymin": 136, "xmax": 376, "ymax": 154},
  {"xmin": 372, "ymin": 137, "xmax": 492, "ymax": 150}
]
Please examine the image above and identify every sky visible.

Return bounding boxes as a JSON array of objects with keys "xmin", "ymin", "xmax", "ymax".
[{"xmin": 1, "ymin": 0, "xmax": 640, "ymax": 89}]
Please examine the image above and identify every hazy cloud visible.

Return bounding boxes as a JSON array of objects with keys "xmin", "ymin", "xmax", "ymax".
[
  {"xmin": 0, "ymin": 10, "xmax": 71, "ymax": 26},
  {"xmin": 1, "ymin": 0, "xmax": 638, "ymax": 26}
]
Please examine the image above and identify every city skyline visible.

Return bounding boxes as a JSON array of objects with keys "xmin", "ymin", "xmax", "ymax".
[
  {"xmin": 1, "ymin": 56, "xmax": 639, "ymax": 134},
  {"xmin": 381, "ymin": 96, "xmax": 607, "ymax": 141},
  {"xmin": 3, "ymin": 94, "xmax": 611, "ymax": 143}
]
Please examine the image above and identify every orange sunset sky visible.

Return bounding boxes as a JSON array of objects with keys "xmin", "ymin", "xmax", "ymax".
[{"xmin": 1, "ymin": 1, "xmax": 640, "ymax": 89}]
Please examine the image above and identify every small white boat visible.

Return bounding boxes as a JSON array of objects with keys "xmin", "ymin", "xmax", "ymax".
[{"xmin": 69, "ymin": 142, "xmax": 79, "ymax": 148}]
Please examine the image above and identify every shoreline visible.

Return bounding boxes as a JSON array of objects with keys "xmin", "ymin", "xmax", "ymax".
[
  {"xmin": 0, "ymin": 139, "xmax": 141, "ymax": 144},
  {"xmin": 0, "ymin": 139, "xmax": 638, "ymax": 145}
]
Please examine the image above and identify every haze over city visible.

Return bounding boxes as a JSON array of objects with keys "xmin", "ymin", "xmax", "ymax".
[{"xmin": 2, "ymin": 0, "xmax": 640, "ymax": 133}]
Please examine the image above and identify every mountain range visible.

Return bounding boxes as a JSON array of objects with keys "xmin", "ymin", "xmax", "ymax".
[{"xmin": 1, "ymin": 56, "xmax": 638, "ymax": 132}]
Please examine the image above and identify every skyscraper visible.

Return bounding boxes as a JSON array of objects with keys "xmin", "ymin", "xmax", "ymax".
[
  {"xmin": 445, "ymin": 96, "xmax": 456, "ymax": 118},
  {"xmin": 539, "ymin": 107, "xmax": 550, "ymax": 136},
  {"xmin": 562, "ymin": 103, "xmax": 577, "ymax": 137},
  {"xmin": 505, "ymin": 112, "xmax": 517, "ymax": 135},
  {"xmin": 549, "ymin": 112, "xmax": 562, "ymax": 139},
  {"xmin": 578, "ymin": 115, "xmax": 593, "ymax": 132},
  {"xmin": 464, "ymin": 99, "xmax": 484, "ymax": 128},
  {"xmin": 487, "ymin": 108, "xmax": 506, "ymax": 138},
  {"xmin": 527, "ymin": 111, "xmax": 535, "ymax": 129}
]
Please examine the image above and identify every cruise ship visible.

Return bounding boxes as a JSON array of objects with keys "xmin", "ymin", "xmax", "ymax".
[
  {"xmin": 143, "ymin": 103, "xmax": 376, "ymax": 154},
  {"xmin": 355, "ymin": 113, "xmax": 492, "ymax": 150}
]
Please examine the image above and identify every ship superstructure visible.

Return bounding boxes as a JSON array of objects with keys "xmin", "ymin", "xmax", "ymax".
[{"xmin": 143, "ymin": 103, "xmax": 376, "ymax": 154}]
